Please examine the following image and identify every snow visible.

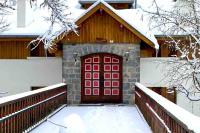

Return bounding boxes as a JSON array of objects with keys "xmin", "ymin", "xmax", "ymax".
[
  {"xmin": 1, "ymin": 0, "xmax": 159, "ymax": 49},
  {"xmin": 135, "ymin": 82, "xmax": 200, "ymax": 133},
  {"xmin": 75, "ymin": 0, "xmax": 159, "ymax": 49},
  {"xmin": 0, "ymin": 83, "xmax": 66, "ymax": 105},
  {"xmin": 102, "ymin": 0, "xmax": 159, "ymax": 49},
  {"xmin": 79, "ymin": 0, "xmax": 134, "ymax": 3},
  {"xmin": 0, "ymin": 0, "xmax": 84, "ymax": 36},
  {"xmin": 116, "ymin": 9, "xmax": 159, "ymax": 49},
  {"xmin": 30, "ymin": 106, "xmax": 152, "ymax": 133}
]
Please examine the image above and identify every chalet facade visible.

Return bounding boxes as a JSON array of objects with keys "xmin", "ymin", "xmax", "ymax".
[
  {"xmin": 0, "ymin": 0, "xmax": 198, "ymax": 115},
  {"xmin": 60, "ymin": 0, "xmax": 158, "ymax": 104}
]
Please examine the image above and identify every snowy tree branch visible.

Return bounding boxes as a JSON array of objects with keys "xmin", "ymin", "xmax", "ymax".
[
  {"xmin": 144, "ymin": 0, "xmax": 200, "ymax": 101},
  {"xmin": 29, "ymin": 0, "xmax": 77, "ymax": 54},
  {"xmin": 0, "ymin": 0, "xmax": 15, "ymax": 32}
]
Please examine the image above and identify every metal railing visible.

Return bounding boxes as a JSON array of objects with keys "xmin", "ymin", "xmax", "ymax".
[{"xmin": 0, "ymin": 83, "xmax": 67, "ymax": 133}]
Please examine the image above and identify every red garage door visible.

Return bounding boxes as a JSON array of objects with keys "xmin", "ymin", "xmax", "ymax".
[{"xmin": 81, "ymin": 53, "xmax": 123, "ymax": 103}]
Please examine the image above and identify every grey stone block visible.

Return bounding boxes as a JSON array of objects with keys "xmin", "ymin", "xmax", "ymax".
[
  {"xmin": 75, "ymin": 95, "xmax": 81, "ymax": 100},
  {"xmin": 74, "ymin": 69, "xmax": 80, "ymax": 73},
  {"xmin": 123, "ymin": 100, "xmax": 129, "ymax": 104},
  {"xmin": 123, "ymin": 83, "xmax": 130, "ymax": 90},
  {"xmin": 128, "ymin": 79, "xmax": 136, "ymax": 82},
  {"xmin": 67, "ymin": 62, "xmax": 76, "ymax": 67},
  {"xmin": 72, "ymin": 79, "xmax": 81, "ymax": 83},
  {"xmin": 67, "ymin": 100, "xmax": 73, "ymax": 104},
  {"xmin": 128, "ymin": 89, "xmax": 135, "ymax": 94},
  {"xmin": 123, "ymin": 90, "xmax": 129, "ymax": 95},
  {"xmin": 69, "ymin": 74, "xmax": 76, "ymax": 79},
  {"xmin": 74, "ymin": 84, "xmax": 81, "ymax": 90},
  {"xmin": 76, "ymin": 74, "xmax": 81, "ymax": 78},
  {"xmin": 63, "ymin": 44, "xmax": 140, "ymax": 105},
  {"xmin": 67, "ymin": 84, "xmax": 73, "ymax": 89},
  {"xmin": 73, "ymin": 100, "xmax": 80, "ymax": 104},
  {"xmin": 68, "ymin": 95, "xmax": 74, "ymax": 100}
]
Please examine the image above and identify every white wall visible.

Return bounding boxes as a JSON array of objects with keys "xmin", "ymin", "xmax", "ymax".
[
  {"xmin": 140, "ymin": 58, "xmax": 200, "ymax": 116},
  {"xmin": 140, "ymin": 58, "xmax": 169, "ymax": 87},
  {"xmin": 0, "ymin": 57, "xmax": 62, "ymax": 97}
]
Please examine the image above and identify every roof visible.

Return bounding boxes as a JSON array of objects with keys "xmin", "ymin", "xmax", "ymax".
[
  {"xmin": 0, "ymin": 0, "xmax": 159, "ymax": 49},
  {"xmin": 73, "ymin": 0, "xmax": 159, "ymax": 49},
  {"xmin": 79, "ymin": 0, "xmax": 135, "ymax": 4},
  {"xmin": 0, "ymin": 35, "xmax": 38, "ymax": 39}
]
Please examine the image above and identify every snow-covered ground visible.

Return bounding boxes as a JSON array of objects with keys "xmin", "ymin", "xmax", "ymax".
[{"xmin": 30, "ymin": 106, "xmax": 152, "ymax": 133}]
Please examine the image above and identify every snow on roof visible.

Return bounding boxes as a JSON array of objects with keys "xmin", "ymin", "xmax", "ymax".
[
  {"xmin": 0, "ymin": 0, "xmax": 159, "ymax": 49},
  {"xmin": 116, "ymin": 9, "xmax": 159, "ymax": 49},
  {"xmin": 79, "ymin": 0, "xmax": 134, "ymax": 4},
  {"xmin": 0, "ymin": 0, "xmax": 84, "ymax": 36},
  {"xmin": 135, "ymin": 82, "xmax": 200, "ymax": 133},
  {"xmin": 75, "ymin": 0, "xmax": 159, "ymax": 49}
]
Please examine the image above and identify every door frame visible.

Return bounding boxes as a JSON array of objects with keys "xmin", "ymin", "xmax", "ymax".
[{"xmin": 81, "ymin": 53, "xmax": 123, "ymax": 103}]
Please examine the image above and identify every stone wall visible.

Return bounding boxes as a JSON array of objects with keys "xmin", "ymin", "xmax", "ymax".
[{"xmin": 63, "ymin": 44, "xmax": 140, "ymax": 104}]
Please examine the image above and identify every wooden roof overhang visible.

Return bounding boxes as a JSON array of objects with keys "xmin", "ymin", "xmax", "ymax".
[
  {"xmin": 0, "ymin": 35, "xmax": 38, "ymax": 41},
  {"xmin": 55, "ymin": 1, "xmax": 157, "ymax": 49}
]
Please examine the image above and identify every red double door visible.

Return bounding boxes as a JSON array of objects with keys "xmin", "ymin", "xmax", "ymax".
[{"xmin": 81, "ymin": 53, "xmax": 122, "ymax": 103}]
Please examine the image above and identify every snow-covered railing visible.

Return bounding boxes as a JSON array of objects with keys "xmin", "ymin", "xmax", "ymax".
[
  {"xmin": 0, "ymin": 83, "xmax": 67, "ymax": 133},
  {"xmin": 135, "ymin": 83, "xmax": 200, "ymax": 133}
]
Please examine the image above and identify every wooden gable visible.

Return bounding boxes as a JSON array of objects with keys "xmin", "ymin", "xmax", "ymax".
[
  {"xmin": 62, "ymin": 8, "xmax": 141, "ymax": 44},
  {"xmin": 0, "ymin": 37, "xmax": 58, "ymax": 59},
  {"xmin": 59, "ymin": 1, "xmax": 157, "ymax": 49}
]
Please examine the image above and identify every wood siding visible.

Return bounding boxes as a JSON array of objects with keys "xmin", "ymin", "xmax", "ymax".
[
  {"xmin": 0, "ymin": 40, "xmax": 30, "ymax": 59},
  {"xmin": 140, "ymin": 41, "xmax": 156, "ymax": 57},
  {"xmin": 30, "ymin": 43, "xmax": 48, "ymax": 57},
  {"xmin": 158, "ymin": 39, "xmax": 178, "ymax": 57},
  {"xmin": 156, "ymin": 37, "xmax": 199, "ymax": 58},
  {"xmin": 149, "ymin": 87, "xmax": 176, "ymax": 103},
  {"xmin": 62, "ymin": 10, "xmax": 141, "ymax": 44},
  {"xmin": 0, "ymin": 38, "xmax": 56, "ymax": 59}
]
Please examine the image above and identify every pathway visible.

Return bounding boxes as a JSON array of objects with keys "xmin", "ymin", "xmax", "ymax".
[{"xmin": 31, "ymin": 106, "xmax": 152, "ymax": 133}]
